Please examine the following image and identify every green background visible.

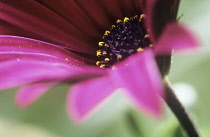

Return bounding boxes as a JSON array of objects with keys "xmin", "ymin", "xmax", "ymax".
[{"xmin": 0, "ymin": 0, "xmax": 210, "ymax": 137}]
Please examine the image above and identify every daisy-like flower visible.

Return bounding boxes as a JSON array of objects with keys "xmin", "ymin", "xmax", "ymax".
[{"xmin": 0, "ymin": 0, "xmax": 198, "ymax": 122}]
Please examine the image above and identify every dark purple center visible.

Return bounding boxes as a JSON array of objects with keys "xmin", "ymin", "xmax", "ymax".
[{"xmin": 96, "ymin": 14, "xmax": 152, "ymax": 68}]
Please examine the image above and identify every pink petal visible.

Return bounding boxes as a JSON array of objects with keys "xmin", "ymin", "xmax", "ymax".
[
  {"xmin": 16, "ymin": 83, "xmax": 55, "ymax": 108},
  {"xmin": 0, "ymin": 59, "xmax": 104, "ymax": 91},
  {"xmin": 68, "ymin": 76, "xmax": 114, "ymax": 123},
  {"xmin": 109, "ymin": 49, "xmax": 164, "ymax": 117},
  {"xmin": 0, "ymin": 36, "xmax": 105, "ymax": 90},
  {"xmin": 0, "ymin": 60, "xmax": 68, "ymax": 90},
  {"xmin": 154, "ymin": 23, "xmax": 199, "ymax": 55},
  {"xmin": 0, "ymin": 1, "xmax": 95, "ymax": 54},
  {"xmin": 0, "ymin": 36, "xmax": 93, "ymax": 65}
]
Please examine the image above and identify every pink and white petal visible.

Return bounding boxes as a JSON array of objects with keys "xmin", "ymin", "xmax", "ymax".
[
  {"xmin": 109, "ymin": 49, "xmax": 164, "ymax": 117},
  {"xmin": 68, "ymin": 76, "xmax": 114, "ymax": 123},
  {"xmin": 16, "ymin": 82, "xmax": 55, "ymax": 109},
  {"xmin": 0, "ymin": 0, "xmax": 95, "ymax": 54},
  {"xmin": 154, "ymin": 23, "xmax": 198, "ymax": 55}
]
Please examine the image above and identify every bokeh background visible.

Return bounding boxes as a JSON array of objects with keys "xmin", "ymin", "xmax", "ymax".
[{"xmin": 0, "ymin": 0, "xmax": 210, "ymax": 137}]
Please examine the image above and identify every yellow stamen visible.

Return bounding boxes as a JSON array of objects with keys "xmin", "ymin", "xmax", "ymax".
[
  {"xmin": 116, "ymin": 19, "xmax": 122, "ymax": 24},
  {"xmin": 100, "ymin": 64, "xmax": 106, "ymax": 68},
  {"xmin": 137, "ymin": 48, "xmax": 144, "ymax": 52},
  {"xmin": 104, "ymin": 58, "xmax": 110, "ymax": 62},
  {"xmin": 104, "ymin": 31, "xmax": 110, "ymax": 36},
  {"xmin": 124, "ymin": 17, "xmax": 129, "ymax": 22},
  {"xmin": 112, "ymin": 25, "xmax": 116, "ymax": 29},
  {"xmin": 140, "ymin": 14, "xmax": 145, "ymax": 19},
  {"xmin": 96, "ymin": 61, "xmax": 101, "ymax": 66},
  {"xmin": 144, "ymin": 34, "xmax": 149, "ymax": 38},
  {"xmin": 98, "ymin": 42, "xmax": 104, "ymax": 47},
  {"xmin": 96, "ymin": 50, "xmax": 102, "ymax": 56}
]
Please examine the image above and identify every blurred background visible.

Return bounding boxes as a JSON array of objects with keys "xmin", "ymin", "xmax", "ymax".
[{"xmin": 0, "ymin": 0, "xmax": 210, "ymax": 137}]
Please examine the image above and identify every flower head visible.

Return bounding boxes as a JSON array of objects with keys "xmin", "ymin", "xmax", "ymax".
[{"xmin": 0, "ymin": 0, "xmax": 198, "ymax": 122}]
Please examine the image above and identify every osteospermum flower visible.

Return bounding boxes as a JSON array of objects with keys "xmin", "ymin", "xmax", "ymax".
[{"xmin": 0, "ymin": 0, "xmax": 198, "ymax": 122}]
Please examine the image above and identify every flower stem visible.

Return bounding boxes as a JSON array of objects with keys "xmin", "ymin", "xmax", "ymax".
[{"xmin": 164, "ymin": 78, "xmax": 200, "ymax": 137}]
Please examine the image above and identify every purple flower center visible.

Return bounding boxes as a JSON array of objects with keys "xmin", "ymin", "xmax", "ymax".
[{"xmin": 96, "ymin": 14, "xmax": 153, "ymax": 68}]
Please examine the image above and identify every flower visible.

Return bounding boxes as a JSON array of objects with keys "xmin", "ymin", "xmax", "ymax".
[{"xmin": 0, "ymin": 0, "xmax": 198, "ymax": 122}]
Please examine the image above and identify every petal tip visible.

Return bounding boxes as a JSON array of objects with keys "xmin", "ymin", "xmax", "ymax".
[
  {"xmin": 15, "ymin": 94, "xmax": 30, "ymax": 109},
  {"xmin": 66, "ymin": 87, "xmax": 91, "ymax": 124},
  {"xmin": 155, "ymin": 23, "xmax": 200, "ymax": 55}
]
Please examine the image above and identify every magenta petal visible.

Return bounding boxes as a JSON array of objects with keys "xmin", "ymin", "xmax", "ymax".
[
  {"xmin": 0, "ymin": 59, "xmax": 105, "ymax": 90},
  {"xmin": 154, "ymin": 23, "xmax": 199, "ymax": 55},
  {"xmin": 0, "ymin": 36, "xmax": 105, "ymax": 89},
  {"xmin": 68, "ymin": 76, "xmax": 114, "ymax": 122},
  {"xmin": 109, "ymin": 50, "xmax": 164, "ymax": 116},
  {"xmin": 0, "ymin": 36, "xmax": 98, "ymax": 72},
  {"xmin": 0, "ymin": 36, "xmax": 94, "ymax": 64},
  {"xmin": 0, "ymin": 60, "xmax": 69, "ymax": 90},
  {"xmin": 16, "ymin": 83, "xmax": 55, "ymax": 108}
]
